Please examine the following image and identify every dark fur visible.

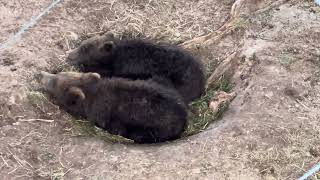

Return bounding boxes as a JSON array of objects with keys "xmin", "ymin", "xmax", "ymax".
[
  {"xmin": 39, "ymin": 72, "xmax": 187, "ymax": 143},
  {"xmin": 67, "ymin": 35, "xmax": 205, "ymax": 104}
]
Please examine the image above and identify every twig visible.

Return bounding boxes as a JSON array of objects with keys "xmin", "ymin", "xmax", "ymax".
[
  {"xmin": 18, "ymin": 119, "xmax": 54, "ymax": 123},
  {"xmin": 59, "ymin": 146, "xmax": 65, "ymax": 168},
  {"xmin": 7, "ymin": 149, "xmax": 32, "ymax": 171},
  {"xmin": 0, "ymin": 156, "xmax": 9, "ymax": 167},
  {"xmin": 85, "ymin": 31, "xmax": 105, "ymax": 36},
  {"xmin": 8, "ymin": 167, "xmax": 18, "ymax": 175}
]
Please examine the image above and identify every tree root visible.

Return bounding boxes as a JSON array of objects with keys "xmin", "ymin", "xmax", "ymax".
[
  {"xmin": 206, "ymin": 51, "xmax": 239, "ymax": 89},
  {"xmin": 180, "ymin": 0, "xmax": 289, "ymax": 88},
  {"xmin": 179, "ymin": 0, "xmax": 246, "ymax": 49},
  {"xmin": 180, "ymin": 0, "xmax": 289, "ymax": 49}
]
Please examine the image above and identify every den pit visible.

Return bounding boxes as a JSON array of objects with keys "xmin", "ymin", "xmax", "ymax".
[{"xmin": 36, "ymin": 34, "xmax": 236, "ymax": 143}]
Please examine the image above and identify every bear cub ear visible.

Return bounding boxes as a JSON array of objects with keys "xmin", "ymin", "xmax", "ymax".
[
  {"xmin": 88, "ymin": 73, "xmax": 101, "ymax": 80},
  {"xmin": 100, "ymin": 41, "xmax": 114, "ymax": 53},
  {"xmin": 103, "ymin": 32, "xmax": 114, "ymax": 39},
  {"xmin": 85, "ymin": 73, "xmax": 101, "ymax": 83},
  {"xmin": 66, "ymin": 87, "xmax": 86, "ymax": 105}
]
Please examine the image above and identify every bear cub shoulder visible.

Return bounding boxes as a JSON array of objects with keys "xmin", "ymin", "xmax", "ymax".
[{"xmin": 67, "ymin": 33, "xmax": 205, "ymax": 104}]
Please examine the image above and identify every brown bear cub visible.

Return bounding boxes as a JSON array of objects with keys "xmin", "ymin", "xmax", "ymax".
[
  {"xmin": 38, "ymin": 71, "xmax": 187, "ymax": 143},
  {"xmin": 67, "ymin": 33, "xmax": 205, "ymax": 104}
]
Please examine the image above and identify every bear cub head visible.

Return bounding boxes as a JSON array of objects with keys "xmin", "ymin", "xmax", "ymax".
[
  {"xmin": 67, "ymin": 32, "xmax": 115, "ymax": 67},
  {"xmin": 39, "ymin": 71, "xmax": 101, "ymax": 117}
]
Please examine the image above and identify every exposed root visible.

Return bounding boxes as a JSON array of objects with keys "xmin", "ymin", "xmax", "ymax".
[
  {"xmin": 180, "ymin": 17, "xmax": 238, "ymax": 49},
  {"xmin": 180, "ymin": 0, "xmax": 289, "ymax": 49},
  {"xmin": 179, "ymin": 0, "xmax": 246, "ymax": 49},
  {"xmin": 182, "ymin": 0, "xmax": 290, "ymax": 92},
  {"xmin": 206, "ymin": 51, "xmax": 239, "ymax": 89}
]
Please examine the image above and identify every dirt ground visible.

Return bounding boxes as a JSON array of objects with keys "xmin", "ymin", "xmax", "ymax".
[{"xmin": 0, "ymin": 0, "xmax": 320, "ymax": 179}]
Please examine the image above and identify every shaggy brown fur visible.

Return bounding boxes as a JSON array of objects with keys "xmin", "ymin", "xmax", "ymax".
[
  {"xmin": 67, "ymin": 33, "xmax": 205, "ymax": 104},
  {"xmin": 39, "ymin": 71, "xmax": 187, "ymax": 143}
]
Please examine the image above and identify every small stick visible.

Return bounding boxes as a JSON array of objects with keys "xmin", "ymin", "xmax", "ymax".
[
  {"xmin": 8, "ymin": 167, "xmax": 18, "ymax": 175},
  {"xmin": 18, "ymin": 119, "xmax": 54, "ymax": 123},
  {"xmin": 0, "ymin": 156, "xmax": 9, "ymax": 167}
]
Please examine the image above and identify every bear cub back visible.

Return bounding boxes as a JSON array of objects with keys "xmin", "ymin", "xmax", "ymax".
[
  {"xmin": 67, "ymin": 33, "xmax": 205, "ymax": 104},
  {"xmin": 39, "ymin": 71, "xmax": 187, "ymax": 143}
]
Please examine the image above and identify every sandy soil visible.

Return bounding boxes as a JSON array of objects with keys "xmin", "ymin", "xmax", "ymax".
[
  {"xmin": 0, "ymin": 0, "xmax": 53, "ymax": 44},
  {"xmin": 0, "ymin": 0, "xmax": 320, "ymax": 179}
]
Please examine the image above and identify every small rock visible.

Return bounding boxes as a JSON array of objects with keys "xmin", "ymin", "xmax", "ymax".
[
  {"xmin": 191, "ymin": 168, "xmax": 201, "ymax": 174},
  {"xmin": 209, "ymin": 91, "xmax": 236, "ymax": 112},
  {"xmin": 267, "ymin": 24, "xmax": 274, "ymax": 29},
  {"xmin": 284, "ymin": 86, "xmax": 301, "ymax": 99},
  {"xmin": 10, "ymin": 67, "xmax": 17, "ymax": 71},
  {"xmin": 231, "ymin": 126, "xmax": 243, "ymax": 137},
  {"xmin": 310, "ymin": 147, "xmax": 320, "ymax": 157}
]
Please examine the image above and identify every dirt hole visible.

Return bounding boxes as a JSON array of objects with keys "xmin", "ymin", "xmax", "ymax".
[{"xmin": 32, "ymin": 32, "xmax": 235, "ymax": 144}]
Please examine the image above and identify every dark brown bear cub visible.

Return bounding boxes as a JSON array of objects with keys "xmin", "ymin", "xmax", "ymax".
[
  {"xmin": 39, "ymin": 71, "xmax": 187, "ymax": 143},
  {"xmin": 66, "ymin": 33, "xmax": 205, "ymax": 104}
]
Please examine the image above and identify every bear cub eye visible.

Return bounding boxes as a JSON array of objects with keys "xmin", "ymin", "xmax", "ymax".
[
  {"xmin": 70, "ymin": 99, "xmax": 77, "ymax": 105},
  {"xmin": 80, "ymin": 44, "xmax": 91, "ymax": 53}
]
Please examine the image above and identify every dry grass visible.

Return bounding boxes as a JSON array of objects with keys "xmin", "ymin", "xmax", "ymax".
[
  {"xmin": 184, "ymin": 77, "xmax": 233, "ymax": 136},
  {"xmin": 69, "ymin": 116, "xmax": 134, "ymax": 144},
  {"xmin": 246, "ymin": 120, "xmax": 320, "ymax": 179},
  {"xmin": 57, "ymin": 0, "xmax": 233, "ymax": 52}
]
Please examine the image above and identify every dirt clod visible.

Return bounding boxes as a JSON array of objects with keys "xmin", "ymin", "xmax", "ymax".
[
  {"xmin": 209, "ymin": 91, "xmax": 236, "ymax": 112},
  {"xmin": 309, "ymin": 147, "xmax": 320, "ymax": 157}
]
